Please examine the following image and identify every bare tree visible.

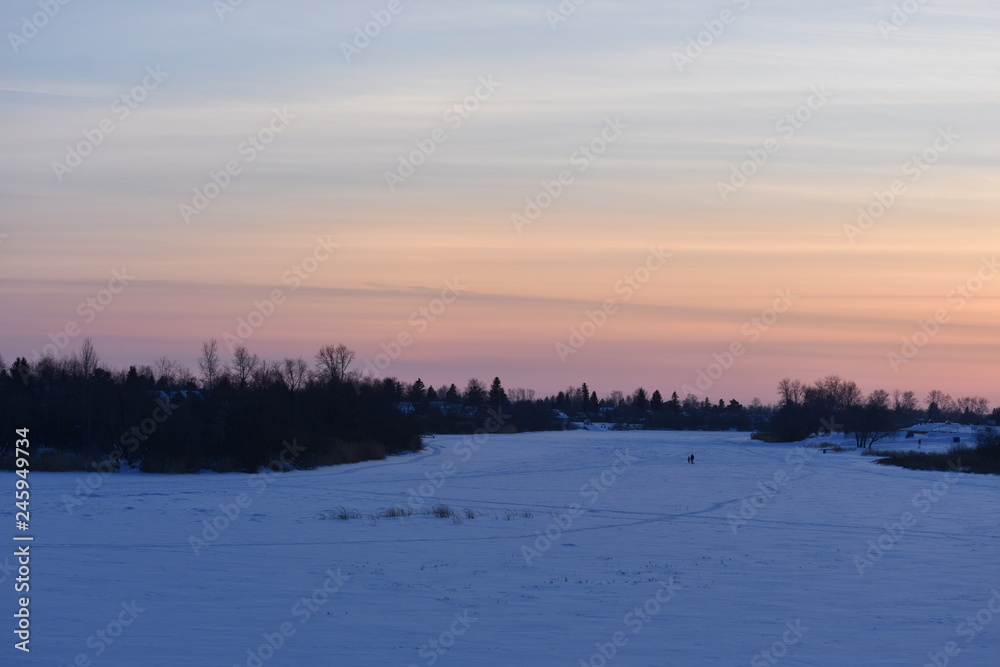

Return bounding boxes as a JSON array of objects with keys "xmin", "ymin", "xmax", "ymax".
[
  {"xmin": 62, "ymin": 355, "xmax": 82, "ymax": 378},
  {"xmin": 777, "ymin": 378, "xmax": 804, "ymax": 407},
  {"xmin": 971, "ymin": 396, "xmax": 990, "ymax": 416},
  {"xmin": 154, "ymin": 355, "xmax": 184, "ymax": 387},
  {"xmin": 315, "ymin": 345, "xmax": 335, "ymax": 383},
  {"xmin": 507, "ymin": 387, "xmax": 536, "ymax": 403},
  {"xmin": 843, "ymin": 382, "xmax": 863, "ymax": 408},
  {"xmin": 73, "ymin": 337, "xmax": 100, "ymax": 446},
  {"xmin": 177, "ymin": 366, "xmax": 198, "ymax": 388},
  {"xmin": 888, "ymin": 390, "xmax": 919, "ymax": 417},
  {"xmin": 230, "ymin": 345, "xmax": 260, "ymax": 389},
  {"xmin": 867, "ymin": 388, "xmax": 891, "ymax": 411},
  {"xmin": 333, "ymin": 343, "xmax": 355, "ymax": 381},
  {"xmin": 250, "ymin": 359, "xmax": 280, "ymax": 389},
  {"xmin": 807, "ymin": 375, "xmax": 861, "ymax": 412},
  {"xmin": 315, "ymin": 343, "xmax": 356, "ymax": 383},
  {"xmin": 833, "ymin": 376, "xmax": 862, "ymax": 408},
  {"xmin": 198, "ymin": 339, "xmax": 222, "ymax": 389},
  {"xmin": 849, "ymin": 389, "xmax": 897, "ymax": 449},
  {"xmin": 927, "ymin": 390, "xmax": 956, "ymax": 414},
  {"xmin": 956, "ymin": 396, "xmax": 990, "ymax": 419},
  {"xmin": 280, "ymin": 357, "xmax": 310, "ymax": 393},
  {"xmin": 78, "ymin": 337, "xmax": 99, "ymax": 378}
]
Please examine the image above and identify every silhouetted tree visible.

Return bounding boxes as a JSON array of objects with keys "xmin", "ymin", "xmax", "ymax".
[
  {"xmin": 632, "ymin": 387, "xmax": 649, "ymax": 412},
  {"xmin": 230, "ymin": 345, "xmax": 260, "ymax": 390},
  {"xmin": 315, "ymin": 343, "xmax": 355, "ymax": 384},
  {"xmin": 409, "ymin": 378, "xmax": 427, "ymax": 403},
  {"xmin": 580, "ymin": 383, "xmax": 591, "ymax": 414},
  {"xmin": 10, "ymin": 357, "xmax": 30, "ymax": 385},
  {"xmin": 280, "ymin": 358, "xmax": 309, "ymax": 393},
  {"xmin": 465, "ymin": 378, "xmax": 485, "ymax": 407},
  {"xmin": 777, "ymin": 378, "xmax": 805, "ymax": 407},
  {"xmin": 926, "ymin": 390, "xmax": 956, "ymax": 417},
  {"xmin": 198, "ymin": 339, "xmax": 222, "ymax": 389},
  {"xmin": 488, "ymin": 377, "xmax": 507, "ymax": 407},
  {"xmin": 847, "ymin": 389, "xmax": 897, "ymax": 448},
  {"xmin": 893, "ymin": 390, "xmax": 918, "ymax": 413},
  {"xmin": 78, "ymin": 337, "xmax": 99, "ymax": 379},
  {"xmin": 956, "ymin": 396, "xmax": 990, "ymax": 424}
]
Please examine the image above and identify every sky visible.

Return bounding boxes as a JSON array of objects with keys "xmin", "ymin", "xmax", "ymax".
[{"xmin": 1, "ymin": 0, "xmax": 998, "ymax": 405}]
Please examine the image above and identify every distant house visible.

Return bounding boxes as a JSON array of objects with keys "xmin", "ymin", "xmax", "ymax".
[{"xmin": 428, "ymin": 401, "xmax": 478, "ymax": 417}]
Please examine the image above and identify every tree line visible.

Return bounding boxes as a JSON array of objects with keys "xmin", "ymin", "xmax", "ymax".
[
  {"xmin": 0, "ymin": 340, "xmax": 568, "ymax": 473},
  {"xmin": 546, "ymin": 382, "xmax": 766, "ymax": 431},
  {"xmin": 761, "ymin": 375, "xmax": 994, "ymax": 446},
  {"xmin": 0, "ymin": 339, "xmax": 423, "ymax": 473},
  {"xmin": 1, "ymin": 340, "xmax": 993, "ymax": 473}
]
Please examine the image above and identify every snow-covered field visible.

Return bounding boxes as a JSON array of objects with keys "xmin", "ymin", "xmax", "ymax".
[{"xmin": 6, "ymin": 428, "xmax": 999, "ymax": 666}]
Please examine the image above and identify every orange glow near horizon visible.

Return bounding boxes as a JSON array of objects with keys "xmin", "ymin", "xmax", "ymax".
[{"xmin": 2, "ymin": 3, "xmax": 998, "ymax": 407}]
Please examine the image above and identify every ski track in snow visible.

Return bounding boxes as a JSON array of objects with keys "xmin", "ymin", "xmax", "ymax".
[{"xmin": 6, "ymin": 428, "xmax": 999, "ymax": 666}]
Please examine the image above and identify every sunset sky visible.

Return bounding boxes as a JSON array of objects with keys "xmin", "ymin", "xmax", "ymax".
[{"xmin": 1, "ymin": 0, "xmax": 998, "ymax": 404}]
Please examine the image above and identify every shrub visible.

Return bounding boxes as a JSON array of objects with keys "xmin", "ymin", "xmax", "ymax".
[
  {"xmin": 430, "ymin": 504, "xmax": 454, "ymax": 519},
  {"xmin": 976, "ymin": 428, "xmax": 1000, "ymax": 453},
  {"xmin": 874, "ymin": 443, "xmax": 1000, "ymax": 476},
  {"xmin": 380, "ymin": 506, "xmax": 414, "ymax": 519},
  {"xmin": 333, "ymin": 506, "xmax": 361, "ymax": 520},
  {"xmin": 947, "ymin": 443, "xmax": 974, "ymax": 459}
]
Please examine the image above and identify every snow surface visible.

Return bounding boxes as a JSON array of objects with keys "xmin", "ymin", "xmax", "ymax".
[{"xmin": 5, "ymin": 429, "xmax": 999, "ymax": 666}]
